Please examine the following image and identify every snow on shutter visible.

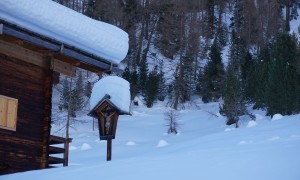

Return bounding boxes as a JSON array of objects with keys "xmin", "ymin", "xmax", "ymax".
[{"xmin": 0, "ymin": 95, "xmax": 18, "ymax": 131}]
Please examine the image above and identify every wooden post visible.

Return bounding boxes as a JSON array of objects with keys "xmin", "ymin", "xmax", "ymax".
[
  {"xmin": 63, "ymin": 138, "xmax": 70, "ymax": 166},
  {"xmin": 93, "ymin": 118, "xmax": 95, "ymax": 131},
  {"xmin": 107, "ymin": 138, "xmax": 112, "ymax": 161}
]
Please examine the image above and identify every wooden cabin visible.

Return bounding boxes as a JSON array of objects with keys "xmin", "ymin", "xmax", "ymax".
[
  {"xmin": 0, "ymin": 22, "xmax": 108, "ymax": 175},
  {"xmin": 0, "ymin": 2, "xmax": 128, "ymax": 173}
]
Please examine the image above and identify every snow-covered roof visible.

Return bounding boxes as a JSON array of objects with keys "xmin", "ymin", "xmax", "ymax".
[
  {"xmin": 90, "ymin": 76, "xmax": 131, "ymax": 115},
  {"xmin": 0, "ymin": 0, "xmax": 129, "ymax": 65}
]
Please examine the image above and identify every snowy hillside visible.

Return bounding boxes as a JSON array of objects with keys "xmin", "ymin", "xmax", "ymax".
[{"xmin": 3, "ymin": 100, "xmax": 300, "ymax": 180}]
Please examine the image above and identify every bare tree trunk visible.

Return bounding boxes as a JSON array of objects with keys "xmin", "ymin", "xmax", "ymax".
[
  {"xmin": 173, "ymin": 12, "xmax": 185, "ymax": 110},
  {"xmin": 66, "ymin": 78, "xmax": 72, "ymax": 139},
  {"xmin": 136, "ymin": 21, "xmax": 145, "ymax": 65},
  {"xmin": 141, "ymin": 15, "xmax": 159, "ymax": 62},
  {"xmin": 144, "ymin": 0, "xmax": 150, "ymax": 40},
  {"xmin": 285, "ymin": 0, "xmax": 291, "ymax": 32},
  {"xmin": 81, "ymin": 0, "xmax": 86, "ymax": 13},
  {"xmin": 214, "ymin": 1, "xmax": 224, "ymax": 42}
]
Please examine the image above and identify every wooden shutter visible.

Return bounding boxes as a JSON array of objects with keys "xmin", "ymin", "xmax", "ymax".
[
  {"xmin": 0, "ymin": 95, "xmax": 18, "ymax": 131},
  {"xmin": 0, "ymin": 97, "xmax": 8, "ymax": 127}
]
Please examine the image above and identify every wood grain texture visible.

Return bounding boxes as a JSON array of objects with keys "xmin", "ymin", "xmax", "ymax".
[
  {"xmin": 0, "ymin": 53, "xmax": 52, "ymax": 174},
  {"xmin": 0, "ymin": 39, "xmax": 48, "ymax": 68}
]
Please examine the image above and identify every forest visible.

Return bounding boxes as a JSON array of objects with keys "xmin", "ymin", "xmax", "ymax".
[{"xmin": 53, "ymin": 0, "xmax": 300, "ymax": 127}]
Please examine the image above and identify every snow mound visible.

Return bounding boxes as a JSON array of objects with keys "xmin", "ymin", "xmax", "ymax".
[
  {"xmin": 126, "ymin": 141, "xmax": 137, "ymax": 146},
  {"xmin": 0, "ymin": 0, "xmax": 129, "ymax": 64},
  {"xmin": 255, "ymin": 114, "xmax": 264, "ymax": 120},
  {"xmin": 268, "ymin": 136, "xmax": 281, "ymax": 141},
  {"xmin": 247, "ymin": 120, "xmax": 257, "ymax": 128},
  {"xmin": 290, "ymin": 135, "xmax": 300, "ymax": 139},
  {"xmin": 224, "ymin": 127, "xmax": 235, "ymax": 132},
  {"xmin": 69, "ymin": 146, "xmax": 78, "ymax": 151},
  {"xmin": 239, "ymin": 141, "xmax": 247, "ymax": 145},
  {"xmin": 156, "ymin": 140, "xmax": 169, "ymax": 147},
  {"xmin": 272, "ymin": 114, "xmax": 283, "ymax": 121},
  {"xmin": 80, "ymin": 143, "xmax": 92, "ymax": 151},
  {"xmin": 90, "ymin": 76, "xmax": 130, "ymax": 114},
  {"xmin": 131, "ymin": 111, "xmax": 150, "ymax": 117}
]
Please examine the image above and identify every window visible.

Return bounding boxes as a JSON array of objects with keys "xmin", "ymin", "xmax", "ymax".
[{"xmin": 0, "ymin": 95, "xmax": 18, "ymax": 131}]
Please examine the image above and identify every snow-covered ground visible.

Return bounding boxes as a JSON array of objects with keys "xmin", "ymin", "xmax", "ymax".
[{"xmin": 2, "ymin": 100, "xmax": 300, "ymax": 180}]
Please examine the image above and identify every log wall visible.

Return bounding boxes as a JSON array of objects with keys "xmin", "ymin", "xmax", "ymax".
[{"xmin": 0, "ymin": 53, "xmax": 52, "ymax": 174}]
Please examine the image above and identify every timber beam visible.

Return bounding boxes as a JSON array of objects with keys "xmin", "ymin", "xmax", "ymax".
[
  {"xmin": 0, "ymin": 39, "xmax": 48, "ymax": 68},
  {"xmin": 0, "ymin": 22, "xmax": 111, "ymax": 72}
]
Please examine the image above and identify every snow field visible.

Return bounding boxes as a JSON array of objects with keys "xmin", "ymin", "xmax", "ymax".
[{"xmin": 3, "ymin": 101, "xmax": 300, "ymax": 180}]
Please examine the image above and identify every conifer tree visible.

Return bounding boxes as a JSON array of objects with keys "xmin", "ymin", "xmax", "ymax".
[
  {"xmin": 139, "ymin": 57, "xmax": 148, "ymax": 94},
  {"xmin": 130, "ymin": 69, "xmax": 139, "ymax": 100},
  {"xmin": 73, "ymin": 71, "xmax": 84, "ymax": 112},
  {"xmin": 220, "ymin": 63, "xmax": 246, "ymax": 127},
  {"xmin": 144, "ymin": 66, "xmax": 159, "ymax": 108},
  {"xmin": 204, "ymin": 0, "xmax": 216, "ymax": 39},
  {"xmin": 215, "ymin": 23, "xmax": 228, "ymax": 49},
  {"xmin": 59, "ymin": 77, "xmax": 70, "ymax": 112},
  {"xmin": 59, "ymin": 72, "xmax": 84, "ymax": 118},
  {"xmin": 157, "ymin": 65, "xmax": 166, "ymax": 102},
  {"xmin": 220, "ymin": 29, "xmax": 247, "ymax": 127},
  {"xmin": 85, "ymin": 81, "xmax": 92, "ymax": 98},
  {"xmin": 266, "ymin": 33, "xmax": 300, "ymax": 116},
  {"xmin": 122, "ymin": 67, "xmax": 131, "ymax": 82},
  {"xmin": 56, "ymin": 72, "xmax": 86, "ymax": 139},
  {"xmin": 122, "ymin": 67, "xmax": 139, "ymax": 100},
  {"xmin": 241, "ymin": 51, "xmax": 256, "ymax": 100},
  {"xmin": 201, "ymin": 44, "xmax": 225, "ymax": 103},
  {"xmin": 251, "ymin": 47, "xmax": 271, "ymax": 109},
  {"xmin": 59, "ymin": 78, "xmax": 76, "ymax": 117}
]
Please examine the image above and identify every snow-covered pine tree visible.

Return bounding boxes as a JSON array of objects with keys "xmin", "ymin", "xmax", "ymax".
[
  {"xmin": 73, "ymin": 71, "xmax": 84, "ymax": 112},
  {"xmin": 58, "ymin": 70, "xmax": 85, "ymax": 117},
  {"xmin": 59, "ymin": 77, "xmax": 70, "ymax": 112}
]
